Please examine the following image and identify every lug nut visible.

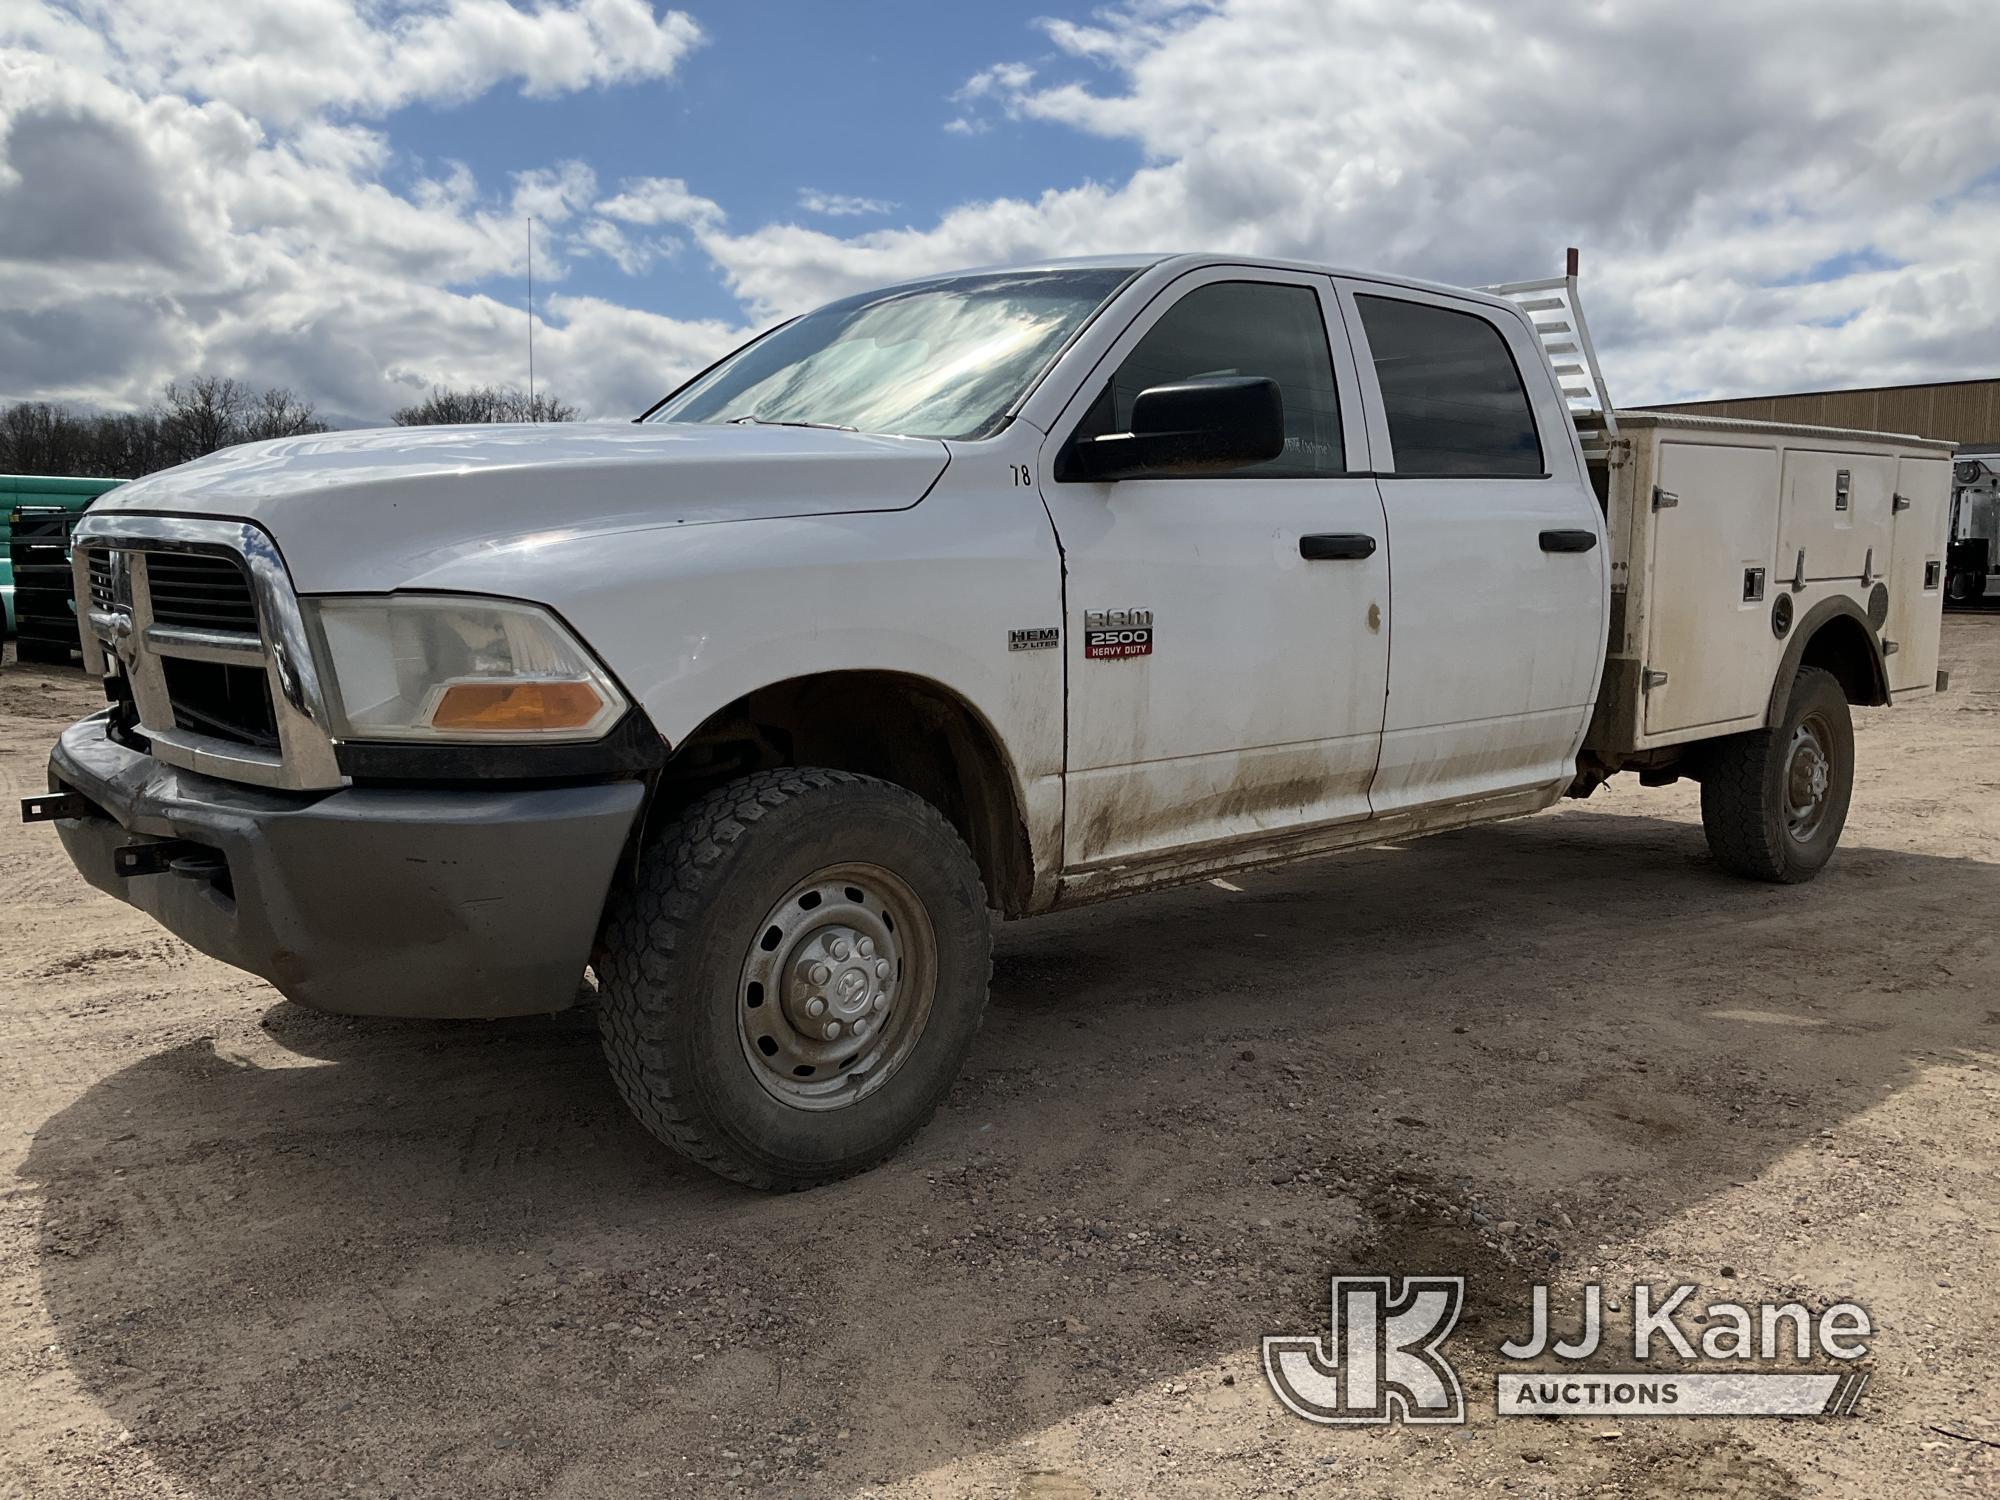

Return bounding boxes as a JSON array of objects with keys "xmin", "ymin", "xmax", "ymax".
[
  {"xmin": 871, "ymin": 994, "xmax": 887, "ymax": 1013},
  {"xmin": 823, "ymin": 1020, "xmax": 843, "ymax": 1041},
  {"xmin": 829, "ymin": 937, "xmax": 850, "ymax": 960},
  {"xmin": 857, "ymin": 937, "xmax": 875, "ymax": 958},
  {"xmin": 873, "ymin": 959, "xmax": 890, "ymax": 979},
  {"xmin": 810, "ymin": 962, "xmax": 832, "ymax": 985},
  {"xmin": 806, "ymin": 997, "xmax": 826, "ymax": 1018}
]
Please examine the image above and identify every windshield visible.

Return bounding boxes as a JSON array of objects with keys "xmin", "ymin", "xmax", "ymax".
[{"xmin": 648, "ymin": 267, "xmax": 1143, "ymax": 441}]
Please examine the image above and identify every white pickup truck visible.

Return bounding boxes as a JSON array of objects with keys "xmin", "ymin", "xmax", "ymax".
[{"xmin": 25, "ymin": 253, "xmax": 1953, "ymax": 1188}]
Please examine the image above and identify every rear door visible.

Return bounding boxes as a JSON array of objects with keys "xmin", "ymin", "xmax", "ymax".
[
  {"xmin": 1036, "ymin": 268, "xmax": 1390, "ymax": 867},
  {"xmin": 1337, "ymin": 282, "xmax": 1607, "ymax": 815}
]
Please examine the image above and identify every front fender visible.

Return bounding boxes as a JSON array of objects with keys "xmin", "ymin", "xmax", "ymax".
[{"xmin": 402, "ymin": 469, "xmax": 1067, "ymax": 883}]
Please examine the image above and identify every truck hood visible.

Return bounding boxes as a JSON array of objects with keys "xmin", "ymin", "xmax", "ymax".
[{"xmin": 89, "ymin": 420, "xmax": 951, "ymax": 592}]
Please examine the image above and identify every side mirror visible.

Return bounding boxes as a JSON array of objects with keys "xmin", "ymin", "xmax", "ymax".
[{"xmin": 1063, "ymin": 375, "xmax": 1285, "ymax": 481}]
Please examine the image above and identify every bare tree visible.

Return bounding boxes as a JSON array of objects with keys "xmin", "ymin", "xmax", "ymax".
[
  {"xmin": 157, "ymin": 376, "xmax": 327, "ymax": 462},
  {"xmin": 0, "ymin": 402, "xmax": 87, "ymax": 475},
  {"xmin": 83, "ymin": 410, "xmax": 171, "ymax": 476},
  {"xmin": 0, "ymin": 379, "xmax": 326, "ymax": 479},
  {"xmin": 242, "ymin": 386, "xmax": 327, "ymax": 442},
  {"xmin": 393, "ymin": 385, "xmax": 578, "ymax": 426},
  {"xmin": 159, "ymin": 375, "xmax": 255, "ymax": 463}
]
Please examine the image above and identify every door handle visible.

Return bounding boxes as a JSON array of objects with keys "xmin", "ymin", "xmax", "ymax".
[
  {"xmin": 1299, "ymin": 533, "xmax": 1377, "ymax": 560},
  {"xmin": 1539, "ymin": 529, "xmax": 1598, "ymax": 554}
]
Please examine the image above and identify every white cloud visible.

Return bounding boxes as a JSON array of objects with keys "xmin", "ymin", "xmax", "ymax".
[
  {"xmin": 511, "ymin": 160, "xmax": 598, "ymax": 225},
  {"xmin": 571, "ymin": 216, "xmax": 680, "ymax": 277},
  {"xmin": 955, "ymin": 61, "xmax": 1035, "ymax": 103},
  {"xmin": 797, "ymin": 188, "xmax": 898, "ymax": 219},
  {"xmin": 0, "ymin": 6, "xmax": 730, "ymax": 423},
  {"xmin": 6, "ymin": 0, "xmax": 1999, "ymax": 431},
  {"xmin": 11, "ymin": 0, "xmax": 704, "ymax": 128},
  {"xmin": 712, "ymin": 0, "xmax": 2000, "ymax": 404},
  {"xmin": 594, "ymin": 175, "xmax": 725, "ymax": 232}
]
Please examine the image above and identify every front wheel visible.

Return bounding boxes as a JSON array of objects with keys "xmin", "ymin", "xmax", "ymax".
[
  {"xmin": 596, "ymin": 768, "xmax": 992, "ymax": 1189},
  {"xmin": 1698, "ymin": 665, "xmax": 1854, "ymax": 883}
]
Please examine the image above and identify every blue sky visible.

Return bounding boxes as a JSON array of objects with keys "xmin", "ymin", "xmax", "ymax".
[{"xmin": 402, "ymin": 3, "xmax": 1142, "ymax": 326}]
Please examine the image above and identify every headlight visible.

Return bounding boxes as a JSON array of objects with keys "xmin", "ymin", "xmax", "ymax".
[{"xmin": 301, "ymin": 595, "xmax": 628, "ymax": 742}]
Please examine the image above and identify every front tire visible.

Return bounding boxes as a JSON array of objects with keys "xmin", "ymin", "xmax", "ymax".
[
  {"xmin": 597, "ymin": 768, "xmax": 992, "ymax": 1189},
  {"xmin": 1698, "ymin": 665, "xmax": 1854, "ymax": 883}
]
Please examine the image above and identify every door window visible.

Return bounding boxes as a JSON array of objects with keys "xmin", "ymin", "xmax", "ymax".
[
  {"xmin": 1356, "ymin": 295, "xmax": 1544, "ymax": 477},
  {"xmin": 1073, "ymin": 280, "xmax": 1345, "ymax": 477}
]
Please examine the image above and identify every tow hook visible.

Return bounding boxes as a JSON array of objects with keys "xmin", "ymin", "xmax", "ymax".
[{"xmin": 112, "ymin": 839, "xmax": 223, "ymax": 878}]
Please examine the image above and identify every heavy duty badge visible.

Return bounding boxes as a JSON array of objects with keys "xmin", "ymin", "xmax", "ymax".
[
  {"xmin": 1008, "ymin": 627, "xmax": 1059, "ymax": 652},
  {"xmin": 1084, "ymin": 607, "xmax": 1153, "ymax": 660}
]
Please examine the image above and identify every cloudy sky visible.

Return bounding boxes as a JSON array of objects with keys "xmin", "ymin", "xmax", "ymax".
[{"xmin": 2, "ymin": 0, "xmax": 1996, "ymax": 426}]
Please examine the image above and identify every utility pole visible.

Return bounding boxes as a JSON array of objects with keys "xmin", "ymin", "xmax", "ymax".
[{"xmin": 526, "ymin": 216, "xmax": 536, "ymax": 410}]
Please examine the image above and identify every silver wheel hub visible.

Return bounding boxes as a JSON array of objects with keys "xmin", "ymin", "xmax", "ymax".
[
  {"xmin": 738, "ymin": 864, "xmax": 935, "ymax": 1111},
  {"xmin": 784, "ymin": 922, "xmax": 892, "ymax": 1049},
  {"xmin": 1783, "ymin": 715, "xmax": 1834, "ymax": 842}
]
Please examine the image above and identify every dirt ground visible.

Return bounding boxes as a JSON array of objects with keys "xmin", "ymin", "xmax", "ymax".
[{"xmin": 1, "ymin": 620, "xmax": 1996, "ymax": 1500}]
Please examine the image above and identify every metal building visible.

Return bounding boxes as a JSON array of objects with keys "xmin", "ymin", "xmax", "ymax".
[{"xmin": 1648, "ymin": 377, "xmax": 2000, "ymax": 447}]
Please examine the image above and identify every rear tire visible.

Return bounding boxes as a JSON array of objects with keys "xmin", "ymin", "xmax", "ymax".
[
  {"xmin": 1699, "ymin": 665, "xmax": 1853, "ymax": 883},
  {"xmin": 1947, "ymin": 570, "xmax": 1990, "ymax": 604},
  {"xmin": 596, "ymin": 768, "xmax": 992, "ymax": 1190}
]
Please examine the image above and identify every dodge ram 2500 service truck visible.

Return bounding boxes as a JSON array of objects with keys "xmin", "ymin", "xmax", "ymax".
[{"xmin": 24, "ymin": 254, "xmax": 1952, "ymax": 1189}]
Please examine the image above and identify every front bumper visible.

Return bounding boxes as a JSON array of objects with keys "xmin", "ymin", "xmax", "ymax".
[{"xmin": 44, "ymin": 714, "xmax": 644, "ymax": 1018}]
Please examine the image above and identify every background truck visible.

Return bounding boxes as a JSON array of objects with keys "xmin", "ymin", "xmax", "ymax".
[
  {"xmin": 1947, "ymin": 446, "xmax": 1998, "ymax": 604},
  {"xmin": 25, "ymin": 252, "xmax": 1952, "ymax": 1189},
  {"xmin": 2, "ymin": 473, "xmax": 123, "ymax": 656}
]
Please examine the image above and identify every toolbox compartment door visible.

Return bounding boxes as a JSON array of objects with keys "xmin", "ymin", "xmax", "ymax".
[
  {"xmin": 1643, "ymin": 441, "xmax": 1782, "ymax": 737},
  {"xmin": 1884, "ymin": 454, "xmax": 1950, "ymax": 693},
  {"xmin": 1778, "ymin": 449, "xmax": 1896, "ymax": 584}
]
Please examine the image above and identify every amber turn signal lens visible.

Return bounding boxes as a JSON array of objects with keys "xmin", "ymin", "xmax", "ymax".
[{"xmin": 429, "ymin": 679, "xmax": 606, "ymax": 733}]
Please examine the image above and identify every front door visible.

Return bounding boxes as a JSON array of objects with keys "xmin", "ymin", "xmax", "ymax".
[{"xmin": 1036, "ymin": 268, "xmax": 1391, "ymax": 868}]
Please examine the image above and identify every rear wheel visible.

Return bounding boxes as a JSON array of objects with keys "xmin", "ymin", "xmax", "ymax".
[
  {"xmin": 1698, "ymin": 665, "xmax": 1853, "ymax": 883},
  {"xmin": 596, "ymin": 768, "xmax": 992, "ymax": 1189}
]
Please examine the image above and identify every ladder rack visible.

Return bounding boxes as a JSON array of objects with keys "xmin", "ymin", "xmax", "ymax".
[{"xmin": 1483, "ymin": 248, "xmax": 1619, "ymax": 463}]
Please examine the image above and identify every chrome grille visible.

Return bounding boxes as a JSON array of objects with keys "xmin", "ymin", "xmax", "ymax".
[
  {"xmin": 161, "ymin": 655, "xmax": 281, "ymax": 748},
  {"xmin": 87, "ymin": 551, "xmax": 116, "ymax": 612},
  {"xmin": 144, "ymin": 552, "xmax": 259, "ymax": 633},
  {"xmin": 71, "ymin": 516, "xmax": 345, "ymax": 792}
]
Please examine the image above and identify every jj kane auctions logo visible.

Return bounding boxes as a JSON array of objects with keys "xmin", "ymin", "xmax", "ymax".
[{"xmin": 1264, "ymin": 1278, "xmax": 1873, "ymax": 1424}]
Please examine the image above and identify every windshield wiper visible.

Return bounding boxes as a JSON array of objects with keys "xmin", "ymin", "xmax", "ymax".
[{"xmin": 727, "ymin": 415, "xmax": 859, "ymax": 433}]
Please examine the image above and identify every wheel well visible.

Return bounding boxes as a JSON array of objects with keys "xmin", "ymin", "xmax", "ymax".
[
  {"xmin": 1797, "ymin": 614, "xmax": 1888, "ymax": 707},
  {"xmin": 652, "ymin": 672, "xmax": 1034, "ymax": 916}
]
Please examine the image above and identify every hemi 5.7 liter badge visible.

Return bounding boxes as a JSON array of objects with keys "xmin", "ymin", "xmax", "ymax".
[
  {"xmin": 1009, "ymin": 627, "xmax": 1060, "ymax": 652},
  {"xmin": 1084, "ymin": 607, "xmax": 1153, "ymax": 660}
]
